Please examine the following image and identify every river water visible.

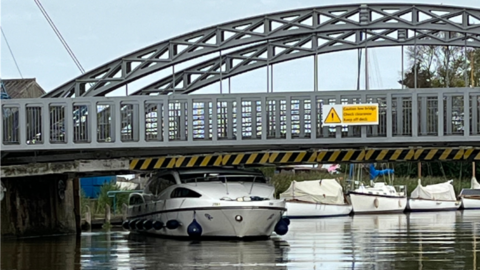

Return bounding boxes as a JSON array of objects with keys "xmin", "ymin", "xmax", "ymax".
[{"xmin": 2, "ymin": 211, "xmax": 480, "ymax": 269}]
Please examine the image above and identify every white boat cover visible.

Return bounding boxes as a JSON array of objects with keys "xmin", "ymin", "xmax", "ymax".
[
  {"xmin": 410, "ymin": 179, "xmax": 456, "ymax": 201},
  {"xmin": 279, "ymin": 179, "xmax": 345, "ymax": 204},
  {"xmin": 471, "ymin": 177, "xmax": 480, "ymax": 189}
]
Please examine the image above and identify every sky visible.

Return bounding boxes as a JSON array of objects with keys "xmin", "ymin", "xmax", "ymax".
[{"xmin": 1, "ymin": 0, "xmax": 480, "ymax": 96}]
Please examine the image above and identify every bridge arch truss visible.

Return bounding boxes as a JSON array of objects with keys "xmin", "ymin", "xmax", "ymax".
[{"xmin": 43, "ymin": 3, "xmax": 480, "ymax": 98}]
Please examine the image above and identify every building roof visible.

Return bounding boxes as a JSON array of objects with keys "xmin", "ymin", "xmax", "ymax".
[{"xmin": 1, "ymin": 78, "xmax": 46, "ymax": 99}]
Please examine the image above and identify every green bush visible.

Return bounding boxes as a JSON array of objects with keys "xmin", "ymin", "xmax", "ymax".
[
  {"xmin": 79, "ymin": 189, "xmax": 88, "ymax": 215},
  {"xmin": 391, "ymin": 161, "xmax": 479, "ymax": 179},
  {"xmin": 94, "ymin": 183, "xmax": 130, "ymax": 215}
]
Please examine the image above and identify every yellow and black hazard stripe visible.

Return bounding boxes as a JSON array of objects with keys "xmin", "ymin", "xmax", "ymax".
[
  {"xmin": 129, "ymin": 151, "xmax": 314, "ymax": 170},
  {"xmin": 262, "ymin": 151, "xmax": 317, "ymax": 164},
  {"xmin": 313, "ymin": 149, "xmax": 365, "ymax": 163},
  {"xmin": 129, "ymin": 147, "xmax": 480, "ymax": 170},
  {"xmin": 312, "ymin": 148, "xmax": 480, "ymax": 163}
]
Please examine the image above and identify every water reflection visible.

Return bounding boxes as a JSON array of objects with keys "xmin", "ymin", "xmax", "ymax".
[
  {"xmin": 125, "ymin": 234, "xmax": 289, "ymax": 269},
  {"xmin": 2, "ymin": 211, "xmax": 480, "ymax": 269},
  {"xmin": 282, "ymin": 216, "xmax": 355, "ymax": 269},
  {"xmin": 0, "ymin": 235, "xmax": 80, "ymax": 270},
  {"xmin": 80, "ymin": 231, "xmax": 131, "ymax": 270}
]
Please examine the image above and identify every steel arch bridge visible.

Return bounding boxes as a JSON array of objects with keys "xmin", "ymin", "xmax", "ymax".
[
  {"xmin": 1, "ymin": 3, "xmax": 480, "ymax": 169},
  {"xmin": 42, "ymin": 3, "xmax": 480, "ymax": 98}
]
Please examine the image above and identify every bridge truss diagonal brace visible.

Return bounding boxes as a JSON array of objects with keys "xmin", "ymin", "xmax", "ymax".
[
  {"xmin": 129, "ymin": 147, "xmax": 480, "ymax": 171},
  {"xmin": 1, "ymin": 159, "xmax": 130, "ymax": 178},
  {"xmin": 133, "ymin": 30, "xmax": 480, "ymax": 95},
  {"xmin": 42, "ymin": 3, "xmax": 480, "ymax": 98}
]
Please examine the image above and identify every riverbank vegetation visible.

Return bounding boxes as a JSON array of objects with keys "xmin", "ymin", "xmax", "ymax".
[
  {"xmin": 80, "ymin": 161, "xmax": 478, "ymax": 215},
  {"xmin": 81, "ymin": 183, "xmax": 129, "ymax": 216},
  {"xmin": 259, "ymin": 162, "xmax": 478, "ymax": 198}
]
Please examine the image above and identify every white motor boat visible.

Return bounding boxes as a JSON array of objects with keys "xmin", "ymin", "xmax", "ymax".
[
  {"xmin": 459, "ymin": 177, "xmax": 480, "ymax": 209},
  {"xmin": 280, "ymin": 179, "xmax": 352, "ymax": 218},
  {"xmin": 122, "ymin": 168, "xmax": 290, "ymax": 239},
  {"xmin": 407, "ymin": 179, "xmax": 461, "ymax": 211},
  {"xmin": 348, "ymin": 182, "xmax": 407, "ymax": 214}
]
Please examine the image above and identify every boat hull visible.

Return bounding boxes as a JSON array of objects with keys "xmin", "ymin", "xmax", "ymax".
[
  {"xmin": 461, "ymin": 197, "xmax": 480, "ymax": 209},
  {"xmin": 407, "ymin": 199, "xmax": 461, "ymax": 211},
  {"xmin": 126, "ymin": 200, "xmax": 287, "ymax": 238},
  {"xmin": 349, "ymin": 192, "xmax": 407, "ymax": 214},
  {"xmin": 284, "ymin": 201, "xmax": 352, "ymax": 218}
]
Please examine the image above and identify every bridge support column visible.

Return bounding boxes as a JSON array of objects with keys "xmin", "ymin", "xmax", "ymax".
[{"xmin": 1, "ymin": 174, "xmax": 79, "ymax": 237}]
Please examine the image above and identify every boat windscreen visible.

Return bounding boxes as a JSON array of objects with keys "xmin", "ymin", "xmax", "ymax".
[{"xmin": 180, "ymin": 174, "xmax": 267, "ymax": 184}]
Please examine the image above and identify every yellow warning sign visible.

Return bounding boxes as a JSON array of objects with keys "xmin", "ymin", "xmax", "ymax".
[
  {"xmin": 324, "ymin": 107, "xmax": 341, "ymax": 124},
  {"xmin": 322, "ymin": 104, "xmax": 379, "ymax": 126},
  {"xmin": 342, "ymin": 104, "xmax": 378, "ymax": 125}
]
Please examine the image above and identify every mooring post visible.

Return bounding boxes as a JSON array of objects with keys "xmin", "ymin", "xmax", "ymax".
[
  {"xmin": 105, "ymin": 204, "xmax": 111, "ymax": 224},
  {"xmin": 473, "ymin": 162, "xmax": 476, "ymax": 178},
  {"xmin": 72, "ymin": 177, "xmax": 81, "ymax": 235},
  {"xmin": 122, "ymin": 203, "xmax": 128, "ymax": 221},
  {"xmin": 84, "ymin": 205, "xmax": 91, "ymax": 231}
]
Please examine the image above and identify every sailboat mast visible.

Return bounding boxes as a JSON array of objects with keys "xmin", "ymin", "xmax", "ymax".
[
  {"xmin": 224, "ymin": 176, "xmax": 229, "ymax": 195},
  {"xmin": 473, "ymin": 162, "xmax": 476, "ymax": 178},
  {"xmin": 471, "ymin": 50, "xmax": 475, "ymax": 87},
  {"xmin": 292, "ymin": 181, "xmax": 295, "ymax": 200}
]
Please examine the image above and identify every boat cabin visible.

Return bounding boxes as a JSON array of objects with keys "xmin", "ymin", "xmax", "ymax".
[
  {"xmin": 459, "ymin": 188, "xmax": 480, "ymax": 199},
  {"xmin": 129, "ymin": 168, "xmax": 269, "ymax": 204}
]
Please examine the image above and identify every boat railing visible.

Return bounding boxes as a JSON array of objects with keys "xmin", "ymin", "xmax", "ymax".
[
  {"xmin": 345, "ymin": 180, "xmax": 407, "ymax": 197},
  {"xmin": 394, "ymin": 185, "xmax": 407, "ymax": 197},
  {"xmin": 181, "ymin": 174, "xmax": 266, "ymax": 184}
]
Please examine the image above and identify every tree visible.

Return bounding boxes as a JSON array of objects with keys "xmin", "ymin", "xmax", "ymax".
[
  {"xmin": 399, "ymin": 44, "xmax": 480, "ymax": 88},
  {"xmin": 395, "ymin": 41, "xmax": 480, "ymax": 179},
  {"xmin": 467, "ymin": 48, "xmax": 480, "ymax": 87}
]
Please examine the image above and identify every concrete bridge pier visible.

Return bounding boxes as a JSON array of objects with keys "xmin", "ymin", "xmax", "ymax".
[{"xmin": 1, "ymin": 174, "xmax": 81, "ymax": 237}]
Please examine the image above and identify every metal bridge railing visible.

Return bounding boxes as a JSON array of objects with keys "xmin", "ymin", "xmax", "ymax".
[{"xmin": 1, "ymin": 88, "xmax": 479, "ymax": 151}]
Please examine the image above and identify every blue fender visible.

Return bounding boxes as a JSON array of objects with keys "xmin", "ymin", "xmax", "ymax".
[
  {"xmin": 187, "ymin": 219, "xmax": 202, "ymax": 237},
  {"xmin": 274, "ymin": 219, "xmax": 289, "ymax": 235},
  {"xmin": 166, "ymin": 220, "xmax": 180, "ymax": 230}
]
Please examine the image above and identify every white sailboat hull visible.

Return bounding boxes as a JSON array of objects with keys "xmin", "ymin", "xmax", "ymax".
[
  {"xmin": 349, "ymin": 192, "xmax": 407, "ymax": 214},
  {"xmin": 126, "ymin": 199, "xmax": 286, "ymax": 238},
  {"xmin": 407, "ymin": 198, "xmax": 461, "ymax": 211},
  {"xmin": 461, "ymin": 197, "xmax": 480, "ymax": 209},
  {"xmin": 284, "ymin": 201, "xmax": 352, "ymax": 218}
]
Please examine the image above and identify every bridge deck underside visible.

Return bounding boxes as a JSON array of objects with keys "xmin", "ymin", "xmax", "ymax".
[{"xmin": 1, "ymin": 147, "xmax": 479, "ymax": 178}]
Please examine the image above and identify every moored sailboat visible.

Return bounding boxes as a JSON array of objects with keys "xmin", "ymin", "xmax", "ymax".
[
  {"xmin": 348, "ymin": 182, "xmax": 407, "ymax": 214},
  {"xmin": 347, "ymin": 164, "xmax": 407, "ymax": 214},
  {"xmin": 280, "ymin": 179, "xmax": 352, "ymax": 218},
  {"xmin": 407, "ymin": 179, "xmax": 461, "ymax": 211},
  {"xmin": 459, "ymin": 177, "xmax": 480, "ymax": 209}
]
